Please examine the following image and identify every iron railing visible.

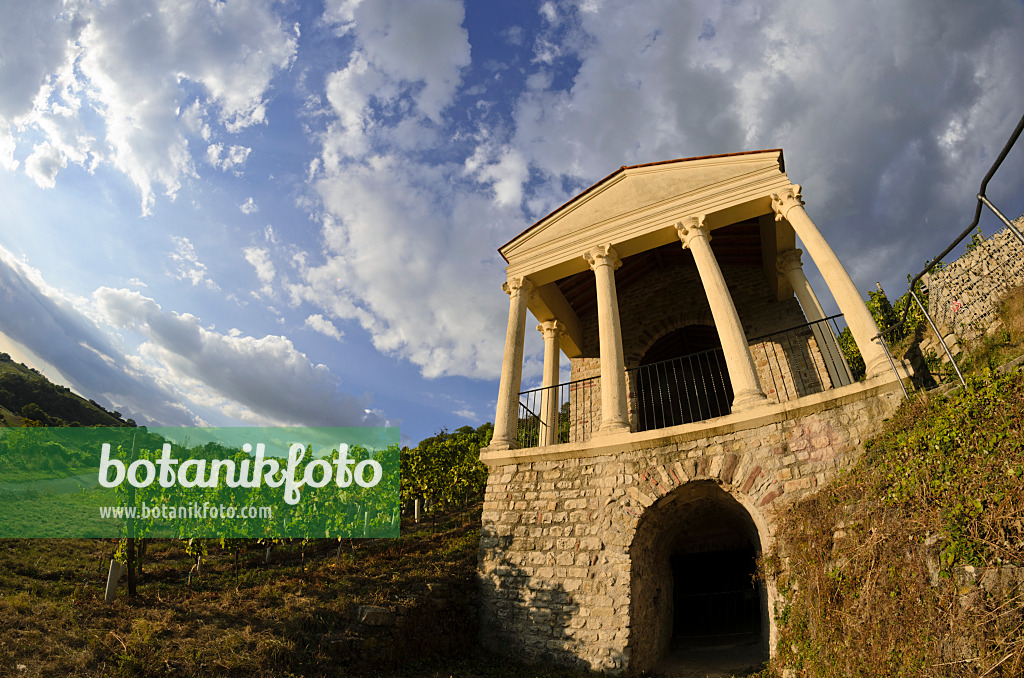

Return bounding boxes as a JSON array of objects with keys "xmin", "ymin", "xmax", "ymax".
[
  {"xmin": 627, "ymin": 346, "xmax": 732, "ymax": 432},
  {"xmin": 517, "ymin": 374, "xmax": 601, "ymax": 447},
  {"xmin": 876, "ymin": 112, "xmax": 1024, "ymax": 389},
  {"xmin": 515, "ymin": 317, "xmax": 854, "ymax": 447}
]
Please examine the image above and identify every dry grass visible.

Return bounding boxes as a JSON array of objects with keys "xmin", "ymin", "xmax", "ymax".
[
  {"xmin": 999, "ymin": 286, "xmax": 1024, "ymax": 346},
  {"xmin": 768, "ymin": 368, "xmax": 1024, "ymax": 677},
  {"xmin": 0, "ymin": 505, "xmax": 595, "ymax": 678}
]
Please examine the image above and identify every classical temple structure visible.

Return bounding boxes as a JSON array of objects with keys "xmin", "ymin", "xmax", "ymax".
[{"xmin": 477, "ymin": 150, "xmax": 907, "ymax": 673}]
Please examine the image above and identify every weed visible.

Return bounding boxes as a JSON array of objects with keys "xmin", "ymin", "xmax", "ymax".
[{"xmin": 768, "ymin": 368, "xmax": 1024, "ymax": 677}]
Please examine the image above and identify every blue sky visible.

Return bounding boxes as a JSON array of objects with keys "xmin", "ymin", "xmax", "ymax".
[{"xmin": 1, "ymin": 0, "xmax": 1023, "ymax": 446}]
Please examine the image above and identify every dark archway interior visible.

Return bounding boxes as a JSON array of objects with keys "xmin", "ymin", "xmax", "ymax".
[
  {"xmin": 671, "ymin": 543, "xmax": 760, "ymax": 639},
  {"xmin": 633, "ymin": 325, "xmax": 733, "ymax": 431},
  {"xmin": 628, "ymin": 482, "xmax": 768, "ymax": 675}
]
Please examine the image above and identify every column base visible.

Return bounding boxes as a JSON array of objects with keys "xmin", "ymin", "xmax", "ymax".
[
  {"xmin": 483, "ymin": 439, "xmax": 517, "ymax": 453},
  {"xmin": 731, "ymin": 389, "xmax": 769, "ymax": 411},
  {"xmin": 596, "ymin": 420, "xmax": 631, "ymax": 437},
  {"xmin": 865, "ymin": 355, "xmax": 894, "ymax": 379}
]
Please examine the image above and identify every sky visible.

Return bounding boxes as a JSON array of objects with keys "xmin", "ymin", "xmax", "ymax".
[{"xmin": 1, "ymin": 0, "xmax": 1023, "ymax": 446}]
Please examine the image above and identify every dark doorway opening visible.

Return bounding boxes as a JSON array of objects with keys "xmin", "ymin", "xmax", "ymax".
[
  {"xmin": 628, "ymin": 482, "xmax": 769, "ymax": 676},
  {"xmin": 672, "ymin": 545, "xmax": 760, "ymax": 639}
]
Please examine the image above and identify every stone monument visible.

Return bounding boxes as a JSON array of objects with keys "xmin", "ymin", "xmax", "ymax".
[{"xmin": 478, "ymin": 150, "xmax": 906, "ymax": 673}]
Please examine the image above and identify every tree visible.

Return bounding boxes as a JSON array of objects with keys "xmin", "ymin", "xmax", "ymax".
[
  {"xmin": 401, "ymin": 423, "xmax": 491, "ymax": 511},
  {"xmin": 837, "ymin": 328, "xmax": 866, "ymax": 381}
]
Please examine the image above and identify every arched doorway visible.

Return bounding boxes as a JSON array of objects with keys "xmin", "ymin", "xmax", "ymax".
[
  {"xmin": 630, "ymin": 325, "xmax": 733, "ymax": 432},
  {"xmin": 628, "ymin": 482, "xmax": 769, "ymax": 675}
]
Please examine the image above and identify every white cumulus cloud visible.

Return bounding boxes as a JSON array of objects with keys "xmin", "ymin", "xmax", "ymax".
[
  {"xmin": 94, "ymin": 286, "xmax": 382, "ymax": 426},
  {"xmin": 2, "ymin": 0, "xmax": 297, "ymax": 214},
  {"xmin": 304, "ymin": 313, "xmax": 344, "ymax": 340},
  {"xmin": 169, "ymin": 236, "xmax": 218, "ymax": 290}
]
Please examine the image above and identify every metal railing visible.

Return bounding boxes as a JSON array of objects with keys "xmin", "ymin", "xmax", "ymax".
[
  {"xmin": 876, "ymin": 112, "xmax": 1024, "ymax": 389},
  {"xmin": 517, "ymin": 374, "xmax": 601, "ymax": 447},
  {"xmin": 515, "ymin": 317, "xmax": 854, "ymax": 447},
  {"xmin": 627, "ymin": 347, "xmax": 732, "ymax": 432},
  {"xmin": 747, "ymin": 315, "xmax": 853, "ymax": 402}
]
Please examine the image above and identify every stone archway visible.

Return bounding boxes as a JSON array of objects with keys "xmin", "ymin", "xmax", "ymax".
[{"xmin": 628, "ymin": 481, "xmax": 769, "ymax": 675}]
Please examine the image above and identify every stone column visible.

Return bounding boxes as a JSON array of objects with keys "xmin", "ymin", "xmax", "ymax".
[
  {"xmin": 777, "ymin": 249, "xmax": 854, "ymax": 387},
  {"xmin": 676, "ymin": 216, "xmax": 768, "ymax": 410},
  {"xmin": 490, "ymin": 276, "xmax": 534, "ymax": 450},
  {"xmin": 771, "ymin": 185, "xmax": 889, "ymax": 377},
  {"xmin": 537, "ymin": 320, "xmax": 564, "ymax": 446},
  {"xmin": 584, "ymin": 245, "xmax": 631, "ymax": 434}
]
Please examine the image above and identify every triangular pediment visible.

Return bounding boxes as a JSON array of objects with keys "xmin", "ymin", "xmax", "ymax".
[{"xmin": 500, "ymin": 150, "xmax": 787, "ymax": 278}]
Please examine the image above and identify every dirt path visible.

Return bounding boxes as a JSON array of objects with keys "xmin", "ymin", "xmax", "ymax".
[{"xmin": 653, "ymin": 634, "xmax": 766, "ymax": 677}]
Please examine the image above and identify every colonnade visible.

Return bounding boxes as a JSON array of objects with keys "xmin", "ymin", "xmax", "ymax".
[{"xmin": 488, "ymin": 184, "xmax": 889, "ymax": 450}]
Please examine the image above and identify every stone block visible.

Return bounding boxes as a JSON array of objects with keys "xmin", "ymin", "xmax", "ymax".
[{"xmin": 357, "ymin": 605, "xmax": 395, "ymax": 627}]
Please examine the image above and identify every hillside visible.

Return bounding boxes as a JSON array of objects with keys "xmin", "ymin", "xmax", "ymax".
[
  {"xmin": 769, "ymin": 291, "xmax": 1024, "ymax": 677},
  {"xmin": 0, "ymin": 353, "xmax": 129, "ymax": 427}
]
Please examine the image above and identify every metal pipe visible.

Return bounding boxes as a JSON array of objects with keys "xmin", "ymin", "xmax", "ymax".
[
  {"xmin": 912, "ymin": 290, "xmax": 965, "ymax": 387},
  {"xmin": 873, "ymin": 332, "xmax": 908, "ymax": 398},
  {"xmin": 885, "ymin": 112, "xmax": 1024, "ymax": 338},
  {"xmin": 978, "ymin": 194, "xmax": 1024, "ymax": 246}
]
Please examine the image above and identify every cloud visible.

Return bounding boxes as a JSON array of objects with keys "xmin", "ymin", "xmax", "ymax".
[
  {"xmin": 239, "ymin": 196, "xmax": 259, "ymax": 214},
  {"xmin": 24, "ymin": 141, "xmax": 68, "ymax": 188},
  {"xmin": 0, "ymin": 0, "xmax": 79, "ymax": 122},
  {"xmin": 294, "ymin": 158, "xmax": 520, "ymax": 379},
  {"xmin": 301, "ymin": 0, "xmax": 1024, "ymax": 387},
  {"xmin": 169, "ymin": 236, "xmax": 219, "ymax": 290},
  {"xmin": 0, "ymin": 245, "xmax": 197, "ymax": 425},
  {"xmin": 299, "ymin": 0, "xmax": 539, "ymax": 381},
  {"xmin": 243, "ymin": 246, "xmax": 275, "ymax": 296},
  {"xmin": 94, "ymin": 287, "xmax": 381, "ymax": 426},
  {"xmin": 304, "ymin": 313, "xmax": 343, "ymax": 340},
  {"xmin": 501, "ymin": 0, "xmax": 1024, "ymax": 281},
  {"xmin": 465, "ymin": 145, "xmax": 530, "ymax": 207},
  {"xmin": 319, "ymin": 0, "xmax": 471, "ymax": 163},
  {"xmin": 208, "ymin": 143, "xmax": 253, "ymax": 173},
  {"xmin": 3, "ymin": 0, "xmax": 297, "ymax": 214}
]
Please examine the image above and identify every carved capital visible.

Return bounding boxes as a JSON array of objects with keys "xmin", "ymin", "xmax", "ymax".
[
  {"xmin": 501, "ymin": 276, "xmax": 534, "ymax": 299},
  {"xmin": 675, "ymin": 215, "xmax": 711, "ymax": 249},
  {"xmin": 770, "ymin": 184, "xmax": 805, "ymax": 222},
  {"xmin": 776, "ymin": 248, "xmax": 804, "ymax": 277},
  {"xmin": 537, "ymin": 320, "xmax": 565, "ymax": 340},
  {"xmin": 583, "ymin": 244, "xmax": 622, "ymax": 271}
]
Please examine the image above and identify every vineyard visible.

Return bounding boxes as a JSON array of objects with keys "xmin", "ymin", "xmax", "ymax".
[
  {"xmin": 0, "ymin": 505, "xmax": 596, "ymax": 677},
  {"xmin": 0, "ymin": 419, "xmax": 596, "ymax": 677}
]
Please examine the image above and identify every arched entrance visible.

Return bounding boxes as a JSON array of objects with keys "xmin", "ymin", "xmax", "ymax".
[
  {"xmin": 630, "ymin": 325, "xmax": 733, "ymax": 432},
  {"xmin": 628, "ymin": 481, "xmax": 769, "ymax": 675}
]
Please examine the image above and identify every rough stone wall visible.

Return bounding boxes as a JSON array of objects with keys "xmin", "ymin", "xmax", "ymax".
[
  {"xmin": 750, "ymin": 329, "xmax": 837, "ymax": 401},
  {"xmin": 567, "ymin": 357, "xmax": 601, "ymax": 441},
  {"xmin": 478, "ymin": 387, "xmax": 903, "ymax": 673},
  {"xmin": 925, "ymin": 221, "xmax": 1024, "ymax": 344}
]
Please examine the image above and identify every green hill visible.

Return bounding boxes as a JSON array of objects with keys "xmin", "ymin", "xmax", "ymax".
[{"xmin": 0, "ymin": 352, "xmax": 129, "ymax": 427}]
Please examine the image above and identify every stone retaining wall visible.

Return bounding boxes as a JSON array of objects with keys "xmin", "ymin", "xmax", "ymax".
[{"xmin": 925, "ymin": 220, "xmax": 1024, "ymax": 344}]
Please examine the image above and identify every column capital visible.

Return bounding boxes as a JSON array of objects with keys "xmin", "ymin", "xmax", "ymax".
[
  {"xmin": 770, "ymin": 184, "xmax": 805, "ymax": 222},
  {"xmin": 675, "ymin": 214, "xmax": 711, "ymax": 249},
  {"xmin": 583, "ymin": 244, "xmax": 622, "ymax": 271},
  {"xmin": 776, "ymin": 248, "xmax": 804, "ymax": 277},
  {"xmin": 502, "ymin": 276, "xmax": 534, "ymax": 298},
  {"xmin": 537, "ymin": 319, "xmax": 565, "ymax": 339}
]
